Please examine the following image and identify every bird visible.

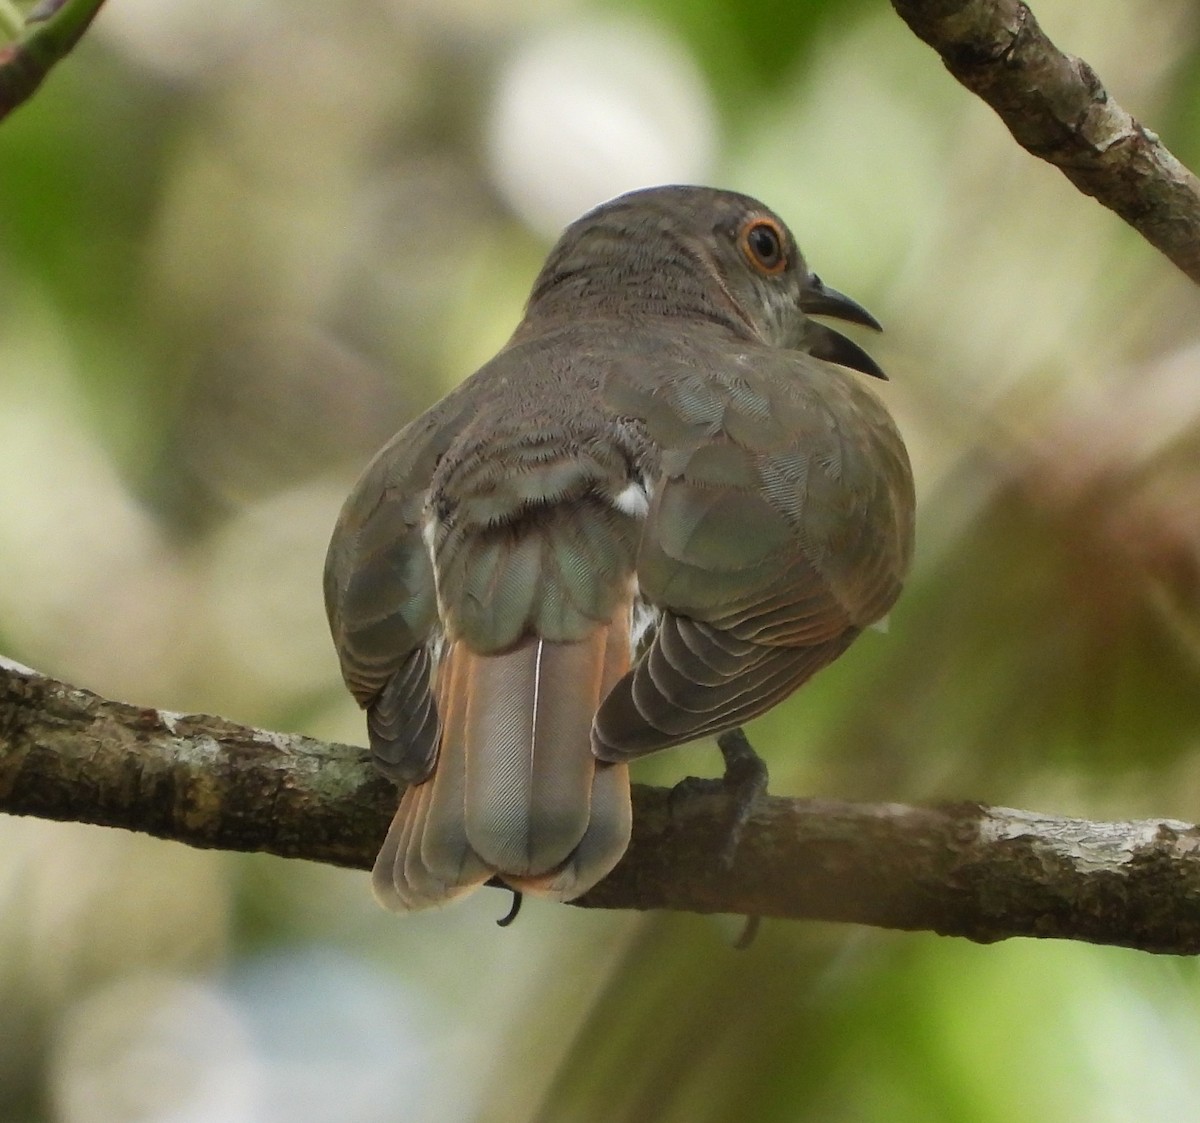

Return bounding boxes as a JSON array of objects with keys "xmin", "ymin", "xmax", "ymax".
[{"xmin": 324, "ymin": 185, "xmax": 915, "ymax": 912}]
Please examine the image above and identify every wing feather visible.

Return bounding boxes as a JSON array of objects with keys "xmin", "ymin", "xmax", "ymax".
[{"xmin": 594, "ymin": 348, "xmax": 913, "ymax": 760}]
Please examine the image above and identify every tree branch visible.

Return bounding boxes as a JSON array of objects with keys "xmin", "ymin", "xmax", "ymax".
[
  {"xmin": 4, "ymin": 0, "xmax": 1197, "ymax": 286},
  {"xmin": 3, "ymin": 657, "xmax": 1200, "ymax": 953},
  {"xmin": 891, "ymin": 0, "xmax": 1200, "ymax": 284},
  {"xmin": 0, "ymin": 0, "xmax": 108, "ymax": 122}
]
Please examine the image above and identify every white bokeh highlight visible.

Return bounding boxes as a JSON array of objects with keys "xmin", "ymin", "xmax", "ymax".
[
  {"xmin": 51, "ymin": 976, "xmax": 262, "ymax": 1123},
  {"xmin": 486, "ymin": 16, "xmax": 718, "ymax": 238},
  {"xmin": 49, "ymin": 953, "xmax": 453, "ymax": 1123}
]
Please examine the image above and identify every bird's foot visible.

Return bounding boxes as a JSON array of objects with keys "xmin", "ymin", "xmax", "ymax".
[
  {"xmin": 666, "ymin": 728, "xmax": 768, "ymax": 949},
  {"xmin": 668, "ymin": 727, "xmax": 769, "ymax": 868}
]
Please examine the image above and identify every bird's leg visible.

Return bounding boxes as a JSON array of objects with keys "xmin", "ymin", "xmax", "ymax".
[
  {"xmin": 716, "ymin": 728, "xmax": 769, "ymax": 950},
  {"xmin": 714, "ymin": 727, "xmax": 769, "ymax": 867}
]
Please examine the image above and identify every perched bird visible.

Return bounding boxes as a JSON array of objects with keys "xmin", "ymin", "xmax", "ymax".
[{"xmin": 324, "ymin": 185, "xmax": 914, "ymax": 912}]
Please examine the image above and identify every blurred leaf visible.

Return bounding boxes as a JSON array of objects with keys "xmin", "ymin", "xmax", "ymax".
[{"xmin": 602, "ymin": 0, "xmax": 871, "ymax": 107}]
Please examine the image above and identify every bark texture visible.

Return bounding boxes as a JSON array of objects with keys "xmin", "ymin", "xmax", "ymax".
[
  {"xmin": 4, "ymin": 658, "xmax": 1200, "ymax": 954},
  {"xmin": 891, "ymin": 0, "xmax": 1200, "ymax": 283}
]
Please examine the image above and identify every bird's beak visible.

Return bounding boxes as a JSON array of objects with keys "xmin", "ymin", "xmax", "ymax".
[
  {"xmin": 799, "ymin": 275, "xmax": 888, "ymax": 380},
  {"xmin": 800, "ymin": 276, "xmax": 882, "ymax": 330}
]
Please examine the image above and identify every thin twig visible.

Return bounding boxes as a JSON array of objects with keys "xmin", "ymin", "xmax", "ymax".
[{"xmin": 0, "ymin": 0, "xmax": 108, "ymax": 122}]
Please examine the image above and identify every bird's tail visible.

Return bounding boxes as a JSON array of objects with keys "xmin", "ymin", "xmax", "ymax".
[{"xmin": 371, "ymin": 620, "xmax": 632, "ymax": 912}]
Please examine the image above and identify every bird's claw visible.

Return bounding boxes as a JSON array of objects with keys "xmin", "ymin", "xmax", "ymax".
[{"xmin": 496, "ymin": 888, "xmax": 523, "ymax": 927}]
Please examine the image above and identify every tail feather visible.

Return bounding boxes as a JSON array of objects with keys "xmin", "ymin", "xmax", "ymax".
[
  {"xmin": 370, "ymin": 791, "xmax": 407, "ymax": 910},
  {"xmin": 373, "ymin": 638, "xmax": 490, "ymax": 910},
  {"xmin": 415, "ymin": 645, "xmax": 489, "ymax": 890},
  {"xmin": 371, "ymin": 612, "xmax": 634, "ymax": 912},
  {"xmin": 411, "ymin": 769, "xmax": 491, "ymax": 906},
  {"xmin": 465, "ymin": 631, "xmax": 607, "ymax": 874},
  {"xmin": 507, "ymin": 598, "xmax": 635, "ymax": 900},
  {"xmin": 400, "ymin": 783, "xmax": 442, "ymax": 904},
  {"xmin": 509, "ymin": 757, "xmax": 631, "ymax": 900}
]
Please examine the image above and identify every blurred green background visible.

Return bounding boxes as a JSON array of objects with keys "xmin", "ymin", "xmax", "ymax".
[{"xmin": 3, "ymin": 0, "xmax": 1200, "ymax": 1120}]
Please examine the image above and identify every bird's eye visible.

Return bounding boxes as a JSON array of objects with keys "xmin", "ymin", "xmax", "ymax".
[{"xmin": 739, "ymin": 218, "xmax": 787, "ymax": 275}]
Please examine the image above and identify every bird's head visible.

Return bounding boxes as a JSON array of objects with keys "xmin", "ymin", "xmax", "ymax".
[{"xmin": 527, "ymin": 185, "xmax": 886, "ymax": 379}]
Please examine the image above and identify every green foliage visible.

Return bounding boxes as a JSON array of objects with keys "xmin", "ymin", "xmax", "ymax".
[{"xmin": 604, "ymin": 0, "xmax": 872, "ymax": 105}]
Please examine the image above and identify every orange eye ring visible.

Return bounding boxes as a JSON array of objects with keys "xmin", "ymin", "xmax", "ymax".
[{"xmin": 738, "ymin": 217, "xmax": 788, "ymax": 275}]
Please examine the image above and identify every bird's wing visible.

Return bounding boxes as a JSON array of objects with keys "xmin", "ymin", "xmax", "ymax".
[
  {"xmin": 323, "ymin": 394, "xmax": 472, "ymax": 782},
  {"xmin": 594, "ymin": 347, "xmax": 913, "ymax": 760}
]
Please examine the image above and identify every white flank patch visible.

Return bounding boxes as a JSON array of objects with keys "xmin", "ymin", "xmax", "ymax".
[
  {"xmin": 629, "ymin": 586, "xmax": 660, "ymax": 654},
  {"xmin": 420, "ymin": 511, "xmax": 438, "ymax": 560},
  {"xmin": 611, "ymin": 480, "xmax": 650, "ymax": 518},
  {"xmin": 426, "ymin": 632, "xmax": 446, "ymax": 683},
  {"xmin": 421, "ymin": 507, "xmax": 449, "ymax": 622}
]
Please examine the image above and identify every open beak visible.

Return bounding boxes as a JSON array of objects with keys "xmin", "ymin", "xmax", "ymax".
[{"xmin": 799, "ymin": 275, "xmax": 887, "ymax": 380}]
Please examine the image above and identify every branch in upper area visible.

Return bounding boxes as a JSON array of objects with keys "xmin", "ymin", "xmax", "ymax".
[
  {"xmin": 891, "ymin": 0, "xmax": 1200, "ymax": 284},
  {"xmin": 3, "ymin": 0, "xmax": 1197, "ymax": 289},
  {"xmin": 0, "ymin": 0, "xmax": 108, "ymax": 122},
  {"xmin": 3, "ymin": 658, "xmax": 1199, "ymax": 954}
]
